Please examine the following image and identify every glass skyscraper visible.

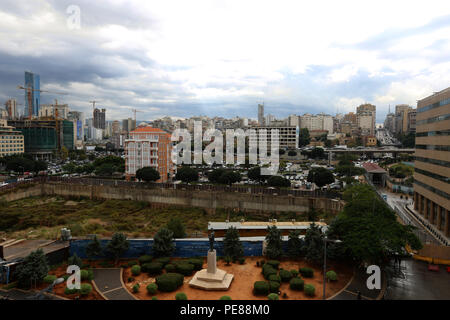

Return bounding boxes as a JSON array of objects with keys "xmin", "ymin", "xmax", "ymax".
[{"xmin": 24, "ymin": 71, "xmax": 40, "ymax": 117}]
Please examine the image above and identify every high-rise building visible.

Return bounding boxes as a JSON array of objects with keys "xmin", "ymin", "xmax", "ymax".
[
  {"xmin": 356, "ymin": 103, "xmax": 376, "ymax": 135},
  {"xmin": 124, "ymin": 126, "xmax": 174, "ymax": 182},
  {"xmin": 122, "ymin": 118, "xmax": 136, "ymax": 133},
  {"xmin": 250, "ymin": 125, "xmax": 298, "ymax": 149},
  {"xmin": 93, "ymin": 108, "xmax": 106, "ymax": 129},
  {"xmin": 24, "ymin": 71, "xmax": 40, "ymax": 117},
  {"xmin": 39, "ymin": 104, "xmax": 69, "ymax": 119},
  {"xmin": 394, "ymin": 104, "xmax": 412, "ymax": 134},
  {"xmin": 414, "ymin": 87, "xmax": 450, "ymax": 237},
  {"xmin": 300, "ymin": 113, "xmax": 333, "ymax": 134},
  {"xmin": 5, "ymin": 99, "xmax": 18, "ymax": 120},
  {"xmin": 258, "ymin": 103, "xmax": 265, "ymax": 126}
]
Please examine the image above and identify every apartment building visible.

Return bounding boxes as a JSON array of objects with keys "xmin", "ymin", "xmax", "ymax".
[
  {"xmin": 124, "ymin": 126, "xmax": 174, "ymax": 182},
  {"xmin": 414, "ymin": 87, "xmax": 450, "ymax": 237},
  {"xmin": 249, "ymin": 126, "xmax": 299, "ymax": 150},
  {"xmin": 0, "ymin": 122, "xmax": 24, "ymax": 157}
]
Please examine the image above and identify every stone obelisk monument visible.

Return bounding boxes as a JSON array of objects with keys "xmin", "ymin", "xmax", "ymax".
[{"xmin": 189, "ymin": 230, "xmax": 234, "ymax": 290}]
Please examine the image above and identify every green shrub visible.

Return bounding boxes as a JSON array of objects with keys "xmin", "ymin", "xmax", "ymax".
[
  {"xmin": 268, "ymin": 274, "xmax": 281, "ymax": 283},
  {"xmin": 304, "ymin": 284, "xmax": 315, "ymax": 296},
  {"xmin": 268, "ymin": 293, "xmax": 279, "ymax": 300},
  {"xmin": 326, "ymin": 270, "xmax": 337, "ymax": 281},
  {"xmin": 131, "ymin": 265, "xmax": 141, "ymax": 276},
  {"xmin": 146, "ymin": 283, "xmax": 158, "ymax": 294},
  {"xmin": 260, "ymin": 260, "xmax": 266, "ymax": 267},
  {"xmin": 155, "ymin": 273, "xmax": 184, "ymax": 292},
  {"xmin": 175, "ymin": 263, "xmax": 195, "ymax": 276},
  {"xmin": 165, "ymin": 263, "xmax": 176, "ymax": 273},
  {"xmin": 80, "ymin": 269, "xmax": 94, "ymax": 281},
  {"xmin": 187, "ymin": 258, "xmax": 203, "ymax": 270},
  {"xmin": 151, "ymin": 296, "xmax": 158, "ymax": 300},
  {"xmin": 238, "ymin": 257, "xmax": 245, "ymax": 265},
  {"xmin": 64, "ymin": 286, "xmax": 79, "ymax": 295},
  {"xmin": 138, "ymin": 255, "xmax": 153, "ymax": 264},
  {"xmin": 266, "ymin": 260, "xmax": 280, "ymax": 269},
  {"xmin": 279, "ymin": 269, "xmax": 293, "ymax": 282},
  {"xmin": 43, "ymin": 275, "xmax": 57, "ymax": 284},
  {"xmin": 175, "ymin": 292, "xmax": 188, "ymax": 300},
  {"xmin": 80, "ymin": 283, "xmax": 92, "ymax": 296},
  {"xmin": 299, "ymin": 267, "xmax": 314, "ymax": 278},
  {"xmin": 220, "ymin": 295, "xmax": 232, "ymax": 300},
  {"xmin": 154, "ymin": 257, "xmax": 171, "ymax": 266},
  {"xmin": 289, "ymin": 277, "xmax": 304, "ymax": 291},
  {"xmin": 290, "ymin": 269, "xmax": 299, "ymax": 278},
  {"xmin": 253, "ymin": 281, "xmax": 270, "ymax": 295},
  {"xmin": 132, "ymin": 284, "xmax": 140, "ymax": 293},
  {"xmin": 262, "ymin": 264, "xmax": 278, "ymax": 279},
  {"xmin": 127, "ymin": 260, "xmax": 139, "ymax": 267},
  {"xmin": 141, "ymin": 262, "xmax": 163, "ymax": 275},
  {"xmin": 269, "ymin": 281, "xmax": 280, "ymax": 293}
]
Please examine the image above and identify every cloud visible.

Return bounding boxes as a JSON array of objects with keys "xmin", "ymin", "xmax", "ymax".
[{"xmin": 0, "ymin": 0, "xmax": 450, "ymax": 123}]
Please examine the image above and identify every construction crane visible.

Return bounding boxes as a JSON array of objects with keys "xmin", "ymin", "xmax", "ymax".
[
  {"xmin": 16, "ymin": 85, "xmax": 68, "ymax": 120},
  {"xmin": 132, "ymin": 109, "xmax": 143, "ymax": 123},
  {"xmin": 89, "ymin": 100, "xmax": 101, "ymax": 112}
]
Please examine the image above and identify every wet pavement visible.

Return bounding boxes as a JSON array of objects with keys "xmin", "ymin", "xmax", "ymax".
[
  {"xmin": 92, "ymin": 268, "xmax": 136, "ymax": 300},
  {"xmin": 385, "ymin": 258, "xmax": 450, "ymax": 300}
]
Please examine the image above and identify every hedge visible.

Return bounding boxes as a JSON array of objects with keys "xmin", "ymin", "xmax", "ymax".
[
  {"xmin": 127, "ymin": 260, "xmax": 139, "ymax": 267},
  {"xmin": 266, "ymin": 260, "xmax": 280, "ymax": 269},
  {"xmin": 253, "ymin": 281, "xmax": 270, "ymax": 295},
  {"xmin": 146, "ymin": 283, "xmax": 158, "ymax": 294},
  {"xmin": 269, "ymin": 281, "xmax": 280, "ymax": 293},
  {"xmin": 132, "ymin": 284, "xmax": 140, "ymax": 293},
  {"xmin": 64, "ymin": 286, "xmax": 79, "ymax": 295},
  {"xmin": 268, "ymin": 274, "xmax": 281, "ymax": 283},
  {"xmin": 175, "ymin": 263, "xmax": 195, "ymax": 276},
  {"xmin": 326, "ymin": 270, "xmax": 337, "ymax": 281},
  {"xmin": 80, "ymin": 269, "xmax": 94, "ymax": 281},
  {"xmin": 175, "ymin": 292, "xmax": 188, "ymax": 300},
  {"xmin": 299, "ymin": 267, "xmax": 314, "ymax": 278},
  {"xmin": 43, "ymin": 275, "xmax": 57, "ymax": 284},
  {"xmin": 238, "ymin": 257, "xmax": 245, "ymax": 265},
  {"xmin": 304, "ymin": 284, "xmax": 315, "ymax": 296},
  {"xmin": 154, "ymin": 257, "xmax": 171, "ymax": 266},
  {"xmin": 290, "ymin": 269, "xmax": 299, "ymax": 278},
  {"xmin": 165, "ymin": 263, "xmax": 176, "ymax": 273},
  {"xmin": 220, "ymin": 296, "xmax": 232, "ymax": 300},
  {"xmin": 142, "ymin": 262, "xmax": 163, "ymax": 275},
  {"xmin": 131, "ymin": 265, "xmax": 141, "ymax": 276},
  {"xmin": 80, "ymin": 283, "xmax": 92, "ymax": 296},
  {"xmin": 289, "ymin": 277, "xmax": 304, "ymax": 291},
  {"xmin": 187, "ymin": 258, "xmax": 203, "ymax": 270},
  {"xmin": 267, "ymin": 293, "xmax": 279, "ymax": 300},
  {"xmin": 138, "ymin": 255, "xmax": 153, "ymax": 264},
  {"xmin": 262, "ymin": 264, "xmax": 278, "ymax": 280},
  {"xmin": 279, "ymin": 269, "xmax": 293, "ymax": 282},
  {"xmin": 156, "ymin": 273, "xmax": 184, "ymax": 292}
]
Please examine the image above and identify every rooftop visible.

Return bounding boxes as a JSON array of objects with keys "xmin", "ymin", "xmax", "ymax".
[
  {"xmin": 362, "ymin": 162, "xmax": 386, "ymax": 174},
  {"xmin": 208, "ymin": 221, "xmax": 327, "ymax": 230}
]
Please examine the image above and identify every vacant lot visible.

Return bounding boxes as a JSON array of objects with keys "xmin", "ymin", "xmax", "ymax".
[{"xmin": 0, "ymin": 196, "xmax": 332, "ymax": 239}]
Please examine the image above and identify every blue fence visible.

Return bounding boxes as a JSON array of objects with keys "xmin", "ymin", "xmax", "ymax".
[{"xmin": 69, "ymin": 238, "xmax": 268, "ymax": 259}]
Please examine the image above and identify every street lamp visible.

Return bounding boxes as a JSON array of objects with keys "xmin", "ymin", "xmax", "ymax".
[{"xmin": 323, "ymin": 237, "xmax": 342, "ymax": 300}]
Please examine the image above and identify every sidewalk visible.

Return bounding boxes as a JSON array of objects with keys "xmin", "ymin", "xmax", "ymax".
[{"xmin": 330, "ymin": 268, "xmax": 385, "ymax": 300}]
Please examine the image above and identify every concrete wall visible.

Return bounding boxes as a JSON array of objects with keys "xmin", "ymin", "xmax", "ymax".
[
  {"xmin": 70, "ymin": 238, "xmax": 268, "ymax": 258},
  {"xmin": 40, "ymin": 183, "xmax": 344, "ymax": 215}
]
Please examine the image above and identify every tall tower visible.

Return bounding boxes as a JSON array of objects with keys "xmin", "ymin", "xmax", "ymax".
[
  {"xmin": 24, "ymin": 71, "xmax": 41, "ymax": 117},
  {"xmin": 258, "ymin": 103, "xmax": 265, "ymax": 126}
]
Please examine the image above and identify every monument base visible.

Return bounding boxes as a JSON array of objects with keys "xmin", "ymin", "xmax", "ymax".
[{"xmin": 189, "ymin": 249, "xmax": 234, "ymax": 291}]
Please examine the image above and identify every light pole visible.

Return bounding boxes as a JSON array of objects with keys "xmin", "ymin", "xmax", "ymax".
[{"xmin": 323, "ymin": 237, "xmax": 342, "ymax": 300}]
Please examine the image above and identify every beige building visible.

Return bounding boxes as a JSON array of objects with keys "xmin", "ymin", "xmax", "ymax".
[
  {"xmin": 356, "ymin": 103, "xmax": 376, "ymax": 135},
  {"xmin": 414, "ymin": 87, "xmax": 450, "ymax": 237},
  {"xmin": 0, "ymin": 122, "xmax": 24, "ymax": 157}
]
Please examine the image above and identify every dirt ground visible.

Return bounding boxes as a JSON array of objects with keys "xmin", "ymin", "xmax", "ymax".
[{"xmin": 123, "ymin": 257, "xmax": 353, "ymax": 300}]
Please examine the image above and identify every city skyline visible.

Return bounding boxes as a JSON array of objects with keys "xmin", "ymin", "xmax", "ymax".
[{"xmin": 1, "ymin": 1, "xmax": 450, "ymax": 122}]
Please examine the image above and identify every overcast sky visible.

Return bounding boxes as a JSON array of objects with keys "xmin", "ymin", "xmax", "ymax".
[{"xmin": 1, "ymin": 0, "xmax": 450, "ymax": 122}]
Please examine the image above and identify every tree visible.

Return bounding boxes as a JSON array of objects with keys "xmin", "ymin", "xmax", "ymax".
[
  {"xmin": 265, "ymin": 225, "xmax": 283, "ymax": 259},
  {"xmin": 15, "ymin": 249, "xmax": 49, "ymax": 289},
  {"xmin": 106, "ymin": 233, "xmax": 130, "ymax": 264},
  {"xmin": 95, "ymin": 163, "xmax": 116, "ymax": 176},
  {"xmin": 60, "ymin": 146, "xmax": 69, "ymax": 161},
  {"xmin": 175, "ymin": 166, "xmax": 198, "ymax": 183},
  {"xmin": 166, "ymin": 218, "xmax": 186, "ymax": 238},
  {"xmin": 218, "ymin": 171, "xmax": 241, "ymax": 186},
  {"xmin": 307, "ymin": 167, "xmax": 334, "ymax": 188},
  {"xmin": 327, "ymin": 184, "xmax": 422, "ymax": 265},
  {"xmin": 304, "ymin": 223, "xmax": 324, "ymax": 264},
  {"xmin": 68, "ymin": 253, "xmax": 83, "ymax": 268},
  {"xmin": 136, "ymin": 166, "xmax": 160, "ymax": 182},
  {"xmin": 153, "ymin": 227, "xmax": 175, "ymax": 257},
  {"xmin": 248, "ymin": 166, "xmax": 263, "ymax": 182},
  {"xmin": 298, "ymin": 128, "xmax": 311, "ymax": 147},
  {"xmin": 309, "ymin": 147, "xmax": 325, "ymax": 159},
  {"xmin": 86, "ymin": 235, "xmax": 103, "ymax": 260},
  {"xmin": 288, "ymin": 150, "xmax": 297, "ymax": 156},
  {"xmin": 33, "ymin": 160, "xmax": 47, "ymax": 173},
  {"xmin": 267, "ymin": 176, "xmax": 290, "ymax": 187},
  {"xmin": 287, "ymin": 230, "xmax": 303, "ymax": 258},
  {"xmin": 223, "ymin": 226, "xmax": 244, "ymax": 261}
]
